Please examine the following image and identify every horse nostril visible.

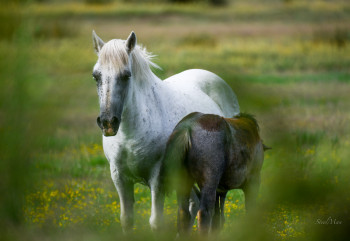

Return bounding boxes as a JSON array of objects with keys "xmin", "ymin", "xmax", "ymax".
[
  {"xmin": 111, "ymin": 116, "xmax": 118, "ymax": 124},
  {"xmin": 111, "ymin": 116, "xmax": 120, "ymax": 129},
  {"xmin": 97, "ymin": 115, "xmax": 119, "ymax": 134},
  {"xmin": 97, "ymin": 116, "xmax": 102, "ymax": 128},
  {"xmin": 102, "ymin": 119, "xmax": 108, "ymax": 128}
]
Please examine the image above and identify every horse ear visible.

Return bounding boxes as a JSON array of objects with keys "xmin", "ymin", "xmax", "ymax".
[
  {"xmin": 126, "ymin": 31, "xmax": 137, "ymax": 54},
  {"xmin": 92, "ymin": 30, "xmax": 105, "ymax": 55}
]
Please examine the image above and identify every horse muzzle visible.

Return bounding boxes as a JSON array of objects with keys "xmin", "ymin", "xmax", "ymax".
[{"xmin": 97, "ymin": 115, "xmax": 120, "ymax": 137}]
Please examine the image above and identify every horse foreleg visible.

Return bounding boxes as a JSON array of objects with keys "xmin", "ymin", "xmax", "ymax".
[
  {"xmin": 111, "ymin": 168, "xmax": 134, "ymax": 233},
  {"xmin": 149, "ymin": 174, "xmax": 165, "ymax": 231}
]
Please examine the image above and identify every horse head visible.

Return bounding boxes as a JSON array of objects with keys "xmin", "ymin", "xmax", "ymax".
[{"xmin": 92, "ymin": 31, "xmax": 137, "ymax": 136}]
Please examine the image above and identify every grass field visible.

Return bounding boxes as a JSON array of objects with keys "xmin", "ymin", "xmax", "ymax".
[{"xmin": 1, "ymin": 0, "xmax": 350, "ymax": 240}]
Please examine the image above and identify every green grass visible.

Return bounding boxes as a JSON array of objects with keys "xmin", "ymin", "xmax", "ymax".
[
  {"xmin": 19, "ymin": 1, "xmax": 350, "ymax": 23},
  {"xmin": 1, "ymin": 0, "xmax": 350, "ymax": 240}
]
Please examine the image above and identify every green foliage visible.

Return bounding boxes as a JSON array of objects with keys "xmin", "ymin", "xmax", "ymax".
[
  {"xmin": 169, "ymin": 0, "xmax": 196, "ymax": 3},
  {"xmin": 33, "ymin": 20, "xmax": 78, "ymax": 39},
  {"xmin": 168, "ymin": 0, "xmax": 227, "ymax": 5},
  {"xmin": 209, "ymin": 0, "xmax": 227, "ymax": 6},
  {"xmin": 0, "ymin": 7, "xmax": 21, "ymax": 40},
  {"xmin": 0, "ymin": 9, "xmax": 58, "ymax": 229},
  {"xmin": 178, "ymin": 33, "xmax": 217, "ymax": 47},
  {"xmin": 85, "ymin": 0, "xmax": 113, "ymax": 5},
  {"xmin": 313, "ymin": 28, "xmax": 350, "ymax": 48},
  {"xmin": 1, "ymin": 1, "xmax": 350, "ymax": 240},
  {"xmin": 295, "ymin": 130, "xmax": 324, "ymax": 147}
]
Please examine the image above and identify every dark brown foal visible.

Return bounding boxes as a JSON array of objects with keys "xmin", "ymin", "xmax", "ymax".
[{"xmin": 161, "ymin": 112, "xmax": 268, "ymax": 235}]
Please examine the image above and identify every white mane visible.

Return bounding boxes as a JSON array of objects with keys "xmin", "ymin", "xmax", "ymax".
[{"xmin": 99, "ymin": 39, "xmax": 160, "ymax": 80}]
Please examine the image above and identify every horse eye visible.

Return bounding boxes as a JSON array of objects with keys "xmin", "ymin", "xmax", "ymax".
[{"xmin": 120, "ymin": 71, "xmax": 131, "ymax": 81}]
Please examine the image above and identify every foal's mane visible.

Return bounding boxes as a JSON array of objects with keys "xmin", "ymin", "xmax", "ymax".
[
  {"xmin": 233, "ymin": 113, "xmax": 259, "ymax": 131},
  {"xmin": 225, "ymin": 113, "xmax": 261, "ymax": 148},
  {"xmin": 99, "ymin": 39, "xmax": 160, "ymax": 80}
]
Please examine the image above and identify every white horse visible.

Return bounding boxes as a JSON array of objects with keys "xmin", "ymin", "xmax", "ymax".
[{"xmin": 91, "ymin": 30, "xmax": 240, "ymax": 232}]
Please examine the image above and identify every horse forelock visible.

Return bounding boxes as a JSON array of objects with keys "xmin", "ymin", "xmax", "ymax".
[
  {"xmin": 98, "ymin": 39, "xmax": 160, "ymax": 79},
  {"xmin": 99, "ymin": 40, "xmax": 128, "ymax": 71}
]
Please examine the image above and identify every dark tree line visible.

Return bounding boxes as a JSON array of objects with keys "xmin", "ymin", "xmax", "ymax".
[{"xmin": 171, "ymin": 0, "xmax": 227, "ymax": 6}]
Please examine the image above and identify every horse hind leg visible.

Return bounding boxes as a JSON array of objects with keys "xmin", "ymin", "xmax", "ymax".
[
  {"xmin": 197, "ymin": 186, "xmax": 217, "ymax": 234},
  {"xmin": 189, "ymin": 186, "xmax": 200, "ymax": 227},
  {"xmin": 219, "ymin": 192, "xmax": 227, "ymax": 228},
  {"xmin": 211, "ymin": 193, "xmax": 221, "ymax": 231},
  {"xmin": 212, "ymin": 191, "xmax": 227, "ymax": 231},
  {"xmin": 176, "ymin": 176, "xmax": 195, "ymax": 235}
]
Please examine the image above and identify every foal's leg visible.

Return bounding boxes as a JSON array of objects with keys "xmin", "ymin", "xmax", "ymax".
[
  {"xmin": 197, "ymin": 186, "xmax": 217, "ymax": 234},
  {"xmin": 212, "ymin": 194, "xmax": 221, "ymax": 231},
  {"xmin": 212, "ymin": 192, "xmax": 227, "ymax": 231},
  {"xmin": 111, "ymin": 167, "xmax": 134, "ymax": 233},
  {"xmin": 176, "ymin": 176, "xmax": 194, "ymax": 235},
  {"xmin": 219, "ymin": 193, "xmax": 227, "ymax": 227},
  {"xmin": 189, "ymin": 186, "xmax": 200, "ymax": 227}
]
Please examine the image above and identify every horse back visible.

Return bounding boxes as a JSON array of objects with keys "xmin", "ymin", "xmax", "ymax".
[
  {"xmin": 163, "ymin": 69, "xmax": 240, "ymax": 117},
  {"xmin": 185, "ymin": 113, "xmax": 263, "ymax": 190}
]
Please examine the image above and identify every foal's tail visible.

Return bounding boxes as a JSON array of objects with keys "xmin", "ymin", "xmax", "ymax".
[{"xmin": 159, "ymin": 128, "xmax": 191, "ymax": 195}]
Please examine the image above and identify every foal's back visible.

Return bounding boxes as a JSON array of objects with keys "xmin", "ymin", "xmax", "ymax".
[{"xmin": 184, "ymin": 112, "xmax": 264, "ymax": 191}]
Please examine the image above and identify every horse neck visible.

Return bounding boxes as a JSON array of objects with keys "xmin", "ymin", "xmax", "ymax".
[{"xmin": 120, "ymin": 70, "xmax": 168, "ymax": 136}]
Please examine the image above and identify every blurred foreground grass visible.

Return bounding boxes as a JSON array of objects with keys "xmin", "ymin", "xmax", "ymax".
[{"xmin": 1, "ymin": 0, "xmax": 350, "ymax": 240}]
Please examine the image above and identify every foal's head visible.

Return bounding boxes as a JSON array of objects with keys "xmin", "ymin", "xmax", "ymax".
[{"xmin": 91, "ymin": 31, "xmax": 137, "ymax": 136}]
